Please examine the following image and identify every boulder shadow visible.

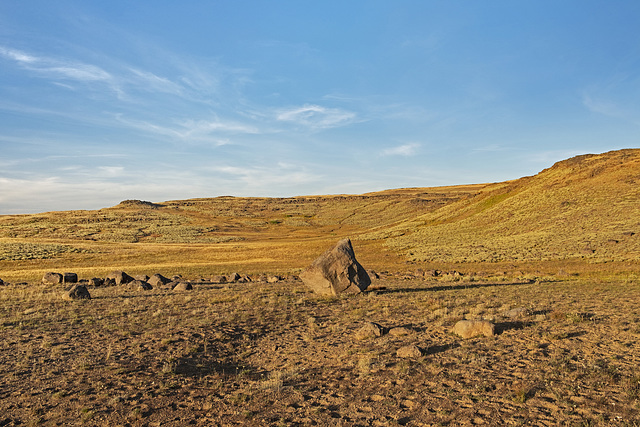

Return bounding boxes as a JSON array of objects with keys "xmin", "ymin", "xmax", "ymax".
[
  {"xmin": 424, "ymin": 342, "xmax": 460, "ymax": 355},
  {"xmin": 372, "ymin": 280, "xmax": 534, "ymax": 295},
  {"xmin": 495, "ymin": 321, "xmax": 529, "ymax": 334}
]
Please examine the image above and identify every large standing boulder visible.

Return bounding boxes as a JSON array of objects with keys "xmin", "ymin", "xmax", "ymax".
[
  {"xmin": 42, "ymin": 272, "xmax": 63, "ymax": 285},
  {"xmin": 106, "ymin": 270, "xmax": 134, "ymax": 285},
  {"xmin": 300, "ymin": 238, "xmax": 371, "ymax": 296}
]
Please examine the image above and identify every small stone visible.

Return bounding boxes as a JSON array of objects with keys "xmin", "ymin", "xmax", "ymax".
[
  {"xmin": 452, "ymin": 320, "xmax": 495, "ymax": 339},
  {"xmin": 63, "ymin": 272, "xmax": 78, "ymax": 284},
  {"xmin": 388, "ymin": 327, "xmax": 413, "ymax": 337},
  {"xmin": 148, "ymin": 274, "xmax": 171, "ymax": 288},
  {"xmin": 211, "ymin": 275, "xmax": 227, "ymax": 284},
  {"xmin": 89, "ymin": 277, "xmax": 104, "ymax": 287},
  {"xmin": 396, "ymin": 345, "xmax": 423, "ymax": 358},
  {"xmin": 131, "ymin": 280, "xmax": 152, "ymax": 291},
  {"xmin": 226, "ymin": 272, "xmax": 241, "ymax": 282},
  {"xmin": 42, "ymin": 272, "xmax": 63, "ymax": 285},
  {"xmin": 63, "ymin": 284, "xmax": 91, "ymax": 300},
  {"xmin": 106, "ymin": 270, "xmax": 134, "ymax": 285},
  {"xmin": 355, "ymin": 322, "xmax": 385, "ymax": 340},
  {"xmin": 503, "ymin": 307, "xmax": 529, "ymax": 318},
  {"xmin": 172, "ymin": 282, "xmax": 193, "ymax": 291}
]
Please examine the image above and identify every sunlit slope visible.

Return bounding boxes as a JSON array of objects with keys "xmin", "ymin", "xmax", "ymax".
[
  {"xmin": 0, "ymin": 185, "xmax": 482, "ymax": 279},
  {"xmin": 1, "ymin": 149, "xmax": 638, "ymax": 277},
  {"xmin": 378, "ymin": 149, "xmax": 640, "ymax": 263}
]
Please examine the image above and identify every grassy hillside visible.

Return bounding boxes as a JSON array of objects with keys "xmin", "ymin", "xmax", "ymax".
[
  {"xmin": 0, "ymin": 186, "xmax": 481, "ymax": 281},
  {"xmin": 380, "ymin": 149, "xmax": 640, "ymax": 263},
  {"xmin": 1, "ymin": 149, "xmax": 638, "ymax": 281}
]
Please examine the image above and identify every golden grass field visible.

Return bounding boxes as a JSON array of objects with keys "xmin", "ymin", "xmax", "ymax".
[{"xmin": 1, "ymin": 149, "xmax": 639, "ymax": 425}]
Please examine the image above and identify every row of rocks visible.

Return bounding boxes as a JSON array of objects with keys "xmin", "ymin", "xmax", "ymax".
[
  {"xmin": 42, "ymin": 270, "xmax": 290, "ymax": 288},
  {"xmin": 47, "ymin": 269, "xmax": 294, "ymax": 301}
]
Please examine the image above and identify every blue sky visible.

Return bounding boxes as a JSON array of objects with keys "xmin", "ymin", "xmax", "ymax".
[{"xmin": 1, "ymin": 1, "xmax": 639, "ymax": 214}]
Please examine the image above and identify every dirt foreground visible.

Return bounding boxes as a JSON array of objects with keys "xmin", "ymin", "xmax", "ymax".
[{"xmin": 1, "ymin": 272, "xmax": 639, "ymax": 426}]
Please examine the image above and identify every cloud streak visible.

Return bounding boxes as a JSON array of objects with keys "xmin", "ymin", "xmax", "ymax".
[
  {"xmin": 381, "ymin": 143, "xmax": 420, "ymax": 156},
  {"xmin": 0, "ymin": 46, "xmax": 113, "ymax": 83},
  {"xmin": 276, "ymin": 104, "xmax": 357, "ymax": 130}
]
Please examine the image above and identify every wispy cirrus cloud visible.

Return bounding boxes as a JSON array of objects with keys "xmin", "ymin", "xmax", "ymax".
[
  {"xmin": 129, "ymin": 68, "xmax": 185, "ymax": 96},
  {"xmin": 209, "ymin": 162, "xmax": 321, "ymax": 195},
  {"xmin": 0, "ymin": 46, "xmax": 113, "ymax": 83},
  {"xmin": 116, "ymin": 114, "xmax": 260, "ymax": 145},
  {"xmin": 381, "ymin": 143, "xmax": 420, "ymax": 156},
  {"xmin": 276, "ymin": 104, "xmax": 357, "ymax": 130}
]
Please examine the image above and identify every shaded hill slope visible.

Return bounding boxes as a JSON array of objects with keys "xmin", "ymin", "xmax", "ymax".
[{"xmin": 376, "ymin": 149, "xmax": 640, "ymax": 263}]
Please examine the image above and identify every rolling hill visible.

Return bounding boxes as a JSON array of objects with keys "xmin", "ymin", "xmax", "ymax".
[
  {"xmin": 377, "ymin": 149, "xmax": 640, "ymax": 264},
  {"xmin": 0, "ymin": 149, "xmax": 638, "ymax": 280}
]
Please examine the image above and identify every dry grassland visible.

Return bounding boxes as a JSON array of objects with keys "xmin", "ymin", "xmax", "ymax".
[
  {"xmin": 1, "ymin": 274, "xmax": 639, "ymax": 426},
  {"xmin": 1, "ymin": 149, "xmax": 639, "ymax": 425}
]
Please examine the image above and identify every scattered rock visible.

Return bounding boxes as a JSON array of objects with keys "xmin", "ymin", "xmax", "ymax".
[
  {"xmin": 396, "ymin": 345, "xmax": 423, "ymax": 358},
  {"xmin": 63, "ymin": 284, "xmax": 91, "ymax": 300},
  {"xmin": 211, "ymin": 275, "xmax": 227, "ymax": 284},
  {"xmin": 148, "ymin": 273, "xmax": 171, "ymax": 288},
  {"xmin": 106, "ymin": 270, "xmax": 134, "ymax": 285},
  {"xmin": 132, "ymin": 280, "xmax": 153, "ymax": 291},
  {"xmin": 503, "ymin": 307, "xmax": 529, "ymax": 318},
  {"xmin": 89, "ymin": 277, "xmax": 104, "ymax": 287},
  {"xmin": 355, "ymin": 322, "xmax": 385, "ymax": 340},
  {"xmin": 267, "ymin": 275, "xmax": 281, "ymax": 283},
  {"xmin": 63, "ymin": 272, "xmax": 78, "ymax": 284},
  {"xmin": 135, "ymin": 274, "xmax": 150, "ymax": 282},
  {"xmin": 0, "ymin": 278, "xmax": 4, "ymax": 286},
  {"xmin": 171, "ymin": 275, "xmax": 183, "ymax": 282},
  {"xmin": 389, "ymin": 327, "xmax": 414, "ymax": 337},
  {"xmin": 104, "ymin": 278, "xmax": 117, "ymax": 286},
  {"xmin": 172, "ymin": 282, "xmax": 193, "ymax": 291},
  {"xmin": 42, "ymin": 272, "xmax": 63, "ymax": 285},
  {"xmin": 300, "ymin": 238, "xmax": 371, "ymax": 296},
  {"xmin": 226, "ymin": 272, "xmax": 241, "ymax": 282},
  {"xmin": 453, "ymin": 320, "xmax": 495, "ymax": 339}
]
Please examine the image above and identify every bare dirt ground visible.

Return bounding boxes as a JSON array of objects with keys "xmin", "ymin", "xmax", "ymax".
[{"xmin": 1, "ymin": 272, "xmax": 639, "ymax": 426}]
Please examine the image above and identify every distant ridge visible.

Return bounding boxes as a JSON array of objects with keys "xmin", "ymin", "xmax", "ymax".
[
  {"xmin": 380, "ymin": 149, "xmax": 640, "ymax": 263},
  {"xmin": 1, "ymin": 149, "xmax": 639, "ymax": 275}
]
